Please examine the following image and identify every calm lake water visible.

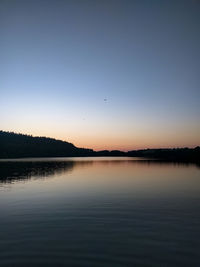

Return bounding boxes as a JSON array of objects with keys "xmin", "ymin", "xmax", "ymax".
[{"xmin": 0, "ymin": 157, "xmax": 200, "ymax": 267}]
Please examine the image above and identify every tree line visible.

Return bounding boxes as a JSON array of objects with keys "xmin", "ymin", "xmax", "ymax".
[{"xmin": 0, "ymin": 130, "xmax": 199, "ymax": 163}]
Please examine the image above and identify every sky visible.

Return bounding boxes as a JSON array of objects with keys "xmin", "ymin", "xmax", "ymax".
[{"xmin": 0, "ymin": 0, "xmax": 200, "ymax": 151}]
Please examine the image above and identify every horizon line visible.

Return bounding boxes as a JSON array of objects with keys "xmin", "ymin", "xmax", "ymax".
[{"xmin": 1, "ymin": 130, "xmax": 199, "ymax": 152}]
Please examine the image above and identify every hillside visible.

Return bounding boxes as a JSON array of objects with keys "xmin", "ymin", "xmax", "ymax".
[
  {"xmin": 0, "ymin": 130, "xmax": 199, "ymax": 163},
  {"xmin": 0, "ymin": 131, "xmax": 93, "ymax": 158}
]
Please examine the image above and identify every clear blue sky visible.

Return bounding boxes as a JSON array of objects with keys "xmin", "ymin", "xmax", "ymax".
[{"xmin": 1, "ymin": 0, "xmax": 199, "ymax": 150}]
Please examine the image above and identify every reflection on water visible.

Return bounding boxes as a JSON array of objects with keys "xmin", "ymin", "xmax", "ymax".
[
  {"xmin": 0, "ymin": 160, "xmax": 77, "ymax": 183},
  {"xmin": 0, "ymin": 157, "xmax": 199, "ymax": 183},
  {"xmin": 0, "ymin": 157, "xmax": 200, "ymax": 267}
]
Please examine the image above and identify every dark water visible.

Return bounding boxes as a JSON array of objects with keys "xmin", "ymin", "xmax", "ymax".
[{"xmin": 0, "ymin": 157, "xmax": 200, "ymax": 267}]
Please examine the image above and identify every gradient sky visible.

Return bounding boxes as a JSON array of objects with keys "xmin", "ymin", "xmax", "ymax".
[{"xmin": 1, "ymin": 0, "xmax": 200, "ymax": 150}]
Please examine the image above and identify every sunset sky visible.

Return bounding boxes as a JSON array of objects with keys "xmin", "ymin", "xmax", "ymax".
[{"xmin": 1, "ymin": 0, "xmax": 200, "ymax": 151}]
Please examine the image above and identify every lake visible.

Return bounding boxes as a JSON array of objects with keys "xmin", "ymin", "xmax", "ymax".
[{"xmin": 0, "ymin": 157, "xmax": 200, "ymax": 267}]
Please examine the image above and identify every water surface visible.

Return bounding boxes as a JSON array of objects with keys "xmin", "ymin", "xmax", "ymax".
[{"xmin": 0, "ymin": 157, "xmax": 200, "ymax": 266}]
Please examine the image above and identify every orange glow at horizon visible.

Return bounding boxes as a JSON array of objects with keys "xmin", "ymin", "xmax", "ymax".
[{"xmin": 2, "ymin": 125, "xmax": 199, "ymax": 152}]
